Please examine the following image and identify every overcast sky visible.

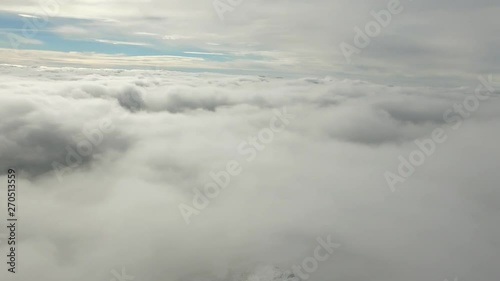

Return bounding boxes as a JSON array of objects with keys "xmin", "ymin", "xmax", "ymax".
[{"xmin": 0, "ymin": 0, "xmax": 499, "ymax": 85}]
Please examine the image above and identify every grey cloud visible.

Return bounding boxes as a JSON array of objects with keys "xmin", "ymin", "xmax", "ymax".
[
  {"xmin": 117, "ymin": 86, "xmax": 145, "ymax": 112},
  {"xmin": 0, "ymin": 90, "xmax": 132, "ymax": 178}
]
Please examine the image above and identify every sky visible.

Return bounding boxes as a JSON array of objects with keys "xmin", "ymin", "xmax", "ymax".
[
  {"xmin": 0, "ymin": 1, "xmax": 500, "ymax": 281},
  {"xmin": 0, "ymin": 0, "xmax": 499, "ymax": 85}
]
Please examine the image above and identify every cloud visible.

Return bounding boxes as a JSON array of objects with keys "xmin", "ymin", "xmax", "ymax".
[
  {"xmin": 184, "ymin": 51, "xmax": 225, "ymax": 56},
  {"xmin": 0, "ymin": 0, "xmax": 497, "ymax": 83},
  {"xmin": 0, "ymin": 48, "xmax": 206, "ymax": 70},
  {"xmin": 0, "ymin": 64, "xmax": 499, "ymax": 281},
  {"xmin": 135, "ymin": 32, "xmax": 160, "ymax": 36},
  {"xmin": 116, "ymin": 86, "xmax": 145, "ymax": 112},
  {"xmin": 52, "ymin": 25, "xmax": 89, "ymax": 35},
  {"xmin": 17, "ymin": 13, "xmax": 40, "ymax": 19},
  {"xmin": 94, "ymin": 39, "xmax": 151, "ymax": 46},
  {"xmin": 163, "ymin": 34, "xmax": 191, "ymax": 40}
]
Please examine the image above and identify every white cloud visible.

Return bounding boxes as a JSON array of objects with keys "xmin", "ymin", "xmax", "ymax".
[
  {"xmin": 134, "ymin": 32, "xmax": 160, "ymax": 36},
  {"xmin": 17, "ymin": 13, "xmax": 40, "ymax": 18},
  {"xmin": 163, "ymin": 34, "xmax": 191, "ymax": 40},
  {"xmin": 52, "ymin": 25, "xmax": 89, "ymax": 35},
  {"xmin": 94, "ymin": 39, "xmax": 151, "ymax": 46},
  {"xmin": 0, "ymin": 48, "xmax": 308, "ymax": 76},
  {"xmin": 0, "ymin": 64, "xmax": 499, "ymax": 280},
  {"xmin": 184, "ymin": 51, "xmax": 225, "ymax": 56}
]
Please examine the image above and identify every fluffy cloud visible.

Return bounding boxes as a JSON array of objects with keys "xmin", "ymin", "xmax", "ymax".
[{"xmin": 0, "ymin": 64, "xmax": 499, "ymax": 281}]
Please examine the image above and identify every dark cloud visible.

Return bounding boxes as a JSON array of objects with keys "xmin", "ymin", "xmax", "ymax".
[{"xmin": 117, "ymin": 86, "xmax": 145, "ymax": 112}]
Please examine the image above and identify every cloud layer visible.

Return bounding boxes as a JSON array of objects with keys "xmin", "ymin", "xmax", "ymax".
[{"xmin": 0, "ymin": 64, "xmax": 499, "ymax": 280}]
